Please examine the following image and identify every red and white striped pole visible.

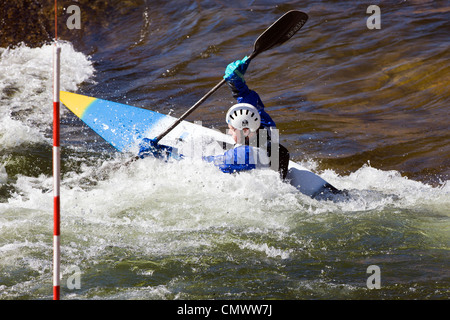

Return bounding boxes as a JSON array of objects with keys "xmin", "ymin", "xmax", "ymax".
[
  {"xmin": 53, "ymin": 0, "xmax": 61, "ymax": 300},
  {"xmin": 53, "ymin": 43, "xmax": 61, "ymax": 300}
]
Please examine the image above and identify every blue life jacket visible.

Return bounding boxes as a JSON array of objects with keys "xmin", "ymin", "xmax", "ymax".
[{"xmin": 203, "ymin": 144, "xmax": 270, "ymax": 173}]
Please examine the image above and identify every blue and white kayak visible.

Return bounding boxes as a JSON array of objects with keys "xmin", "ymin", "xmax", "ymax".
[{"xmin": 60, "ymin": 91, "xmax": 341, "ymax": 199}]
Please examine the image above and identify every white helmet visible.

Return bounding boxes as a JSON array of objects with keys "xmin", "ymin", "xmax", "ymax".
[{"xmin": 226, "ymin": 103, "xmax": 261, "ymax": 132}]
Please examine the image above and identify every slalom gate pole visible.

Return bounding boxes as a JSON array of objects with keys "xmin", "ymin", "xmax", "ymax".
[{"xmin": 53, "ymin": 0, "xmax": 61, "ymax": 300}]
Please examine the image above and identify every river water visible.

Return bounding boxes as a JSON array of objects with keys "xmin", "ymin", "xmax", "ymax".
[{"xmin": 0, "ymin": 0, "xmax": 449, "ymax": 300}]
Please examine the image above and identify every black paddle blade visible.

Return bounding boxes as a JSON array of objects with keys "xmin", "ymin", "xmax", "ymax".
[{"xmin": 251, "ymin": 10, "xmax": 308, "ymax": 59}]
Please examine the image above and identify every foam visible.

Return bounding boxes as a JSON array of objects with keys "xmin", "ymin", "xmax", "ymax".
[
  {"xmin": 1, "ymin": 41, "xmax": 448, "ymax": 299},
  {"xmin": 0, "ymin": 41, "xmax": 94, "ymax": 148},
  {"xmin": 1, "ymin": 151, "xmax": 448, "ymax": 299},
  {"xmin": 0, "ymin": 165, "xmax": 7, "ymax": 184}
]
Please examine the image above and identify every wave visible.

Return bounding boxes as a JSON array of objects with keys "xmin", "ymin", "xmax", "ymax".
[{"xmin": 0, "ymin": 41, "xmax": 95, "ymax": 150}]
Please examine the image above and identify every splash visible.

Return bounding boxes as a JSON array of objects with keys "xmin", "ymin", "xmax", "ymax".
[{"xmin": 0, "ymin": 41, "xmax": 95, "ymax": 149}]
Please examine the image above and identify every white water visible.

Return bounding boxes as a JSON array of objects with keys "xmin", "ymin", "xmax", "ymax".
[
  {"xmin": 0, "ymin": 42, "xmax": 95, "ymax": 150},
  {"xmin": 0, "ymin": 43, "xmax": 449, "ymax": 299}
]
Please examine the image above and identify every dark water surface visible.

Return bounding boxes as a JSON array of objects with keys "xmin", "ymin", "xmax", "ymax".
[{"xmin": 0, "ymin": 0, "xmax": 448, "ymax": 300}]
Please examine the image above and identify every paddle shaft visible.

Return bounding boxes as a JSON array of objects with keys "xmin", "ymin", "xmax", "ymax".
[
  {"xmin": 155, "ymin": 51, "xmax": 259, "ymax": 143},
  {"xmin": 155, "ymin": 78, "xmax": 225, "ymax": 142}
]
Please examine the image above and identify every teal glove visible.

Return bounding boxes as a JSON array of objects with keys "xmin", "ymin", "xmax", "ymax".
[{"xmin": 223, "ymin": 56, "xmax": 250, "ymax": 82}]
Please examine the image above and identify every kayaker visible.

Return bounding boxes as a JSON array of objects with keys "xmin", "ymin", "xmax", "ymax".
[
  {"xmin": 203, "ymin": 57, "xmax": 290, "ymax": 178},
  {"xmin": 138, "ymin": 57, "xmax": 290, "ymax": 179},
  {"xmin": 202, "ymin": 102, "xmax": 272, "ymax": 173}
]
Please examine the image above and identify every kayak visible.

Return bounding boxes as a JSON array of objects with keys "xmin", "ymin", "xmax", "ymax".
[{"xmin": 60, "ymin": 91, "xmax": 342, "ymax": 200}]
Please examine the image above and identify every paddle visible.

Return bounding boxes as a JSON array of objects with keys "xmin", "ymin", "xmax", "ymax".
[{"xmin": 154, "ymin": 10, "xmax": 308, "ymax": 143}]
